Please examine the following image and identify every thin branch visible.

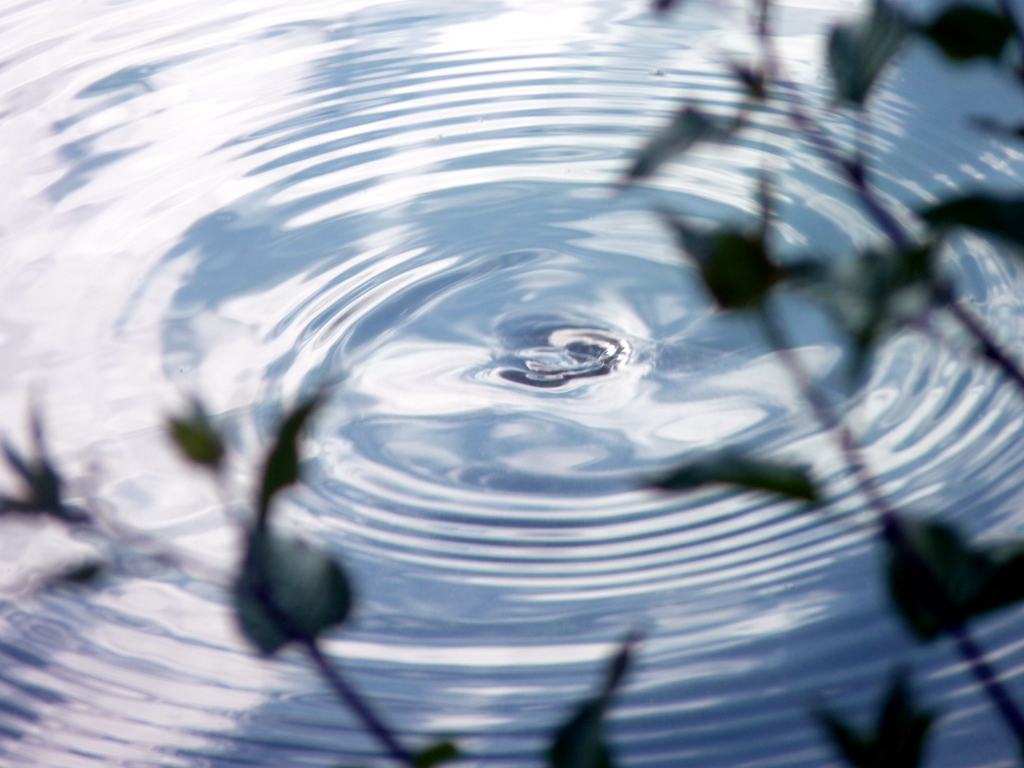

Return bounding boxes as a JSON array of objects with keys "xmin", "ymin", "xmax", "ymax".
[
  {"xmin": 754, "ymin": 1, "xmax": 1024, "ymax": 390},
  {"xmin": 757, "ymin": 304, "xmax": 1024, "ymax": 746},
  {"xmin": 246, "ymin": 563, "xmax": 415, "ymax": 768},
  {"xmin": 932, "ymin": 279, "xmax": 1024, "ymax": 393},
  {"xmin": 303, "ymin": 639, "xmax": 417, "ymax": 768}
]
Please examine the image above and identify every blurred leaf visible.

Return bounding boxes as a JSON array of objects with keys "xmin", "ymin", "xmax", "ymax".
[
  {"xmin": 816, "ymin": 671, "xmax": 934, "ymax": 768},
  {"xmin": 626, "ymin": 106, "xmax": 739, "ymax": 182},
  {"xmin": 922, "ymin": 195, "xmax": 1024, "ymax": 250},
  {"xmin": 885, "ymin": 517, "xmax": 1024, "ymax": 640},
  {"xmin": 791, "ymin": 246, "xmax": 933, "ymax": 384},
  {"xmin": 653, "ymin": 452, "xmax": 817, "ymax": 501},
  {"xmin": 652, "ymin": 0, "xmax": 684, "ymax": 14},
  {"xmin": 0, "ymin": 410, "xmax": 88, "ymax": 524},
  {"xmin": 49, "ymin": 560, "xmax": 105, "ymax": 588},
  {"xmin": 414, "ymin": 741, "xmax": 460, "ymax": 768},
  {"xmin": 922, "ymin": 6, "xmax": 1013, "ymax": 61},
  {"xmin": 661, "ymin": 216, "xmax": 778, "ymax": 310},
  {"xmin": 234, "ymin": 530, "xmax": 352, "ymax": 655},
  {"xmin": 888, "ymin": 518, "xmax": 985, "ymax": 640},
  {"xmin": 167, "ymin": 399, "xmax": 224, "ymax": 470},
  {"xmin": 549, "ymin": 633, "xmax": 638, "ymax": 768},
  {"xmin": 729, "ymin": 61, "xmax": 766, "ymax": 100},
  {"xmin": 828, "ymin": 0, "xmax": 910, "ymax": 104},
  {"xmin": 706, "ymin": 232, "xmax": 777, "ymax": 309},
  {"xmin": 972, "ymin": 116, "xmax": 1024, "ymax": 140},
  {"xmin": 257, "ymin": 394, "xmax": 323, "ymax": 526}
]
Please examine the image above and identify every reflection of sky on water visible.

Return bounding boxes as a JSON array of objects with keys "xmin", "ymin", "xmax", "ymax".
[{"xmin": 1, "ymin": 0, "xmax": 1024, "ymax": 765}]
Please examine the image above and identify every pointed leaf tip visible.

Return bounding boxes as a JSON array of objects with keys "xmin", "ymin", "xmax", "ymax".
[
  {"xmin": 922, "ymin": 195, "xmax": 1024, "ymax": 251},
  {"xmin": 816, "ymin": 671, "xmax": 933, "ymax": 768},
  {"xmin": 549, "ymin": 635, "xmax": 637, "ymax": 768},
  {"xmin": 922, "ymin": 6, "xmax": 1013, "ymax": 61},
  {"xmin": 626, "ymin": 106, "xmax": 738, "ymax": 182},
  {"xmin": 257, "ymin": 393, "xmax": 325, "ymax": 526},
  {"xmin": 828, "ymin": 0, "xmax": 909, "ymax": 104},
  {"xmin": 654, "ymin": 453, "xmax": 817, "ymax": 501},
  {"xmin": 168, "ymin": 399, "xmax": 224, "ymax": 469},
  {"xmin": 414, "ymin": 741, "xmax": 460, "ymax": 768}
]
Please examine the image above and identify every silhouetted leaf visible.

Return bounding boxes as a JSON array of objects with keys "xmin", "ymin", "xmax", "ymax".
[
  {"xmin": 792, "ymin": 247, "xmax": 932, "ymax": 384},
  {"xmin": 922, "ymin": 6, "xmax": 1013, "ymax": 61},
  {"xmin": 414, "ymin": 741, "xmax": 460, "ymax": 768},
  {"xmin": 49, "ymin": 560, "xmax": 105, "ymax": 587},
  {"xmin": 922, "ymin": 195, "xmax": 1024, "ymax": 250},
  {"xmin": 816, "ymin": 671, "xmax": 934, "ymax": 768},
  {"xmin": 888, "ymin": 519, "xmax": 981, "ymax": 639},
  {"xmin": 652, "ymin": 0, "xmax": 684, "ymax": 14},
  {"xmin": 234, "ymin": 530, "xmax": 352, "ymax": 655},
  {"xmin": 828, "ymin": 0, "xmax": 910, "ymax": 104},
  {"xmin": 662, "ymin": 216, "xmax": 778, "ymax": 309},
  {"xmin": 729, "ymin": 62, "xmax": 766, "ymax": 100},
  {"xmin": 706, "ymin": 232, "xmax": 777, "ymax": 308},
  {"xmin": 257, "ymin": 395, "xmax": 323, "ymax": 526},
  {"xmin": 0, "ymin": 410, "xmax": 88, "ymax": 524},
  {"xmin": 549, "ymin": 633, "xmax": 638, "ymax": 768},
  {"xmin": 885, "ymin": 518, "xmax": 1024, "ymax": 641},
  {"xmin": 626, "ymin": 106, "xmax": 739, "ymax": 182},
  {"xmin": 653, "ymin": 453, "xmax": 817, "ymax": 501},
  {"xmin": 167, "ymin": 399, "xmax": 224, "ymax": 470},
  {"xmin": 972, "ymin": 116, "xmax": 1024, "ymax": 140}
]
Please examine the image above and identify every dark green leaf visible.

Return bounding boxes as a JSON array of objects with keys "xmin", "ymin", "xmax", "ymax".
[
  {"xmin": 49, "ymin": 560, "xmax": 105, "ymax": 587},
  {"xmin": 922, "ymin": 6, "xmax": 1013, "ymax": 61},
  {"xmin": 257, "ymin": 395, "xmax": 322, "ymax": 526},
  {"xmin": 817, "ymin": 710, "xmax": 873, "ymax": 768},
  {"xmin": 414, "ymin": 741, "xmax": 460, "ymax": 768},
  {"xmin": 729, "ymin": 62, "xmax": 766, "ymax": 100},
  {"xmin": 887, "ymin": 518, "xmax": 995, "ymax": 640},
  {"xmin": 626, "ymin": 106, "xmax": 739, "ymax": 182},
  {"xmin": 234, "ymin": 530, "xmax": 352, "ymax": 655},
  {"xmin": 653, "ymin": 453, "xmax": 817, "ymax": 501},
  {"xmin": 653, "ymin": 0, "xmax": 683, "ymax": 12},
  {"xmin": 971, "ymin": 116, "xmax": 1024, "ymax": 140},
  {"xmin": 816, "ymin": 672, "xmax": 934, "ymax": 768},
  {"xmin": 661, "ymin": 216, "xmax": 778, "ymax": 310},
  {"xmin": 922, "ymin": 195, "xmax": 1024, "ymax": 250},
  {"xmin": 962, "ymin": 541, "xmax": 1024, "ymax": 616},
  {"xmin": 167, "ymin": 399, "xmax": 224, "ymax": 469},
  {"xmin": 704, "ymin": 232, "xmax": 777, "ymax": 309},
  {"xmin": 549, "ymin": 634, "xmax": 638, "ymax": 768},
  {"xmin": 791, "ymin": 247, "xmax": 933, "ymax": 385},
  {"xmin": 0, "ymin": 411, "xmax": 87, "ymax": 524},
  {"xmin": 828, "ymin": 0, "xmax": 910, "ymax": 104}
]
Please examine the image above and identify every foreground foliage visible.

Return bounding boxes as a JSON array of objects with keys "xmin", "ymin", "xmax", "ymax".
[{"xmin": 5, "ymin": 0, "xmax": 1024, "ymax": 766}]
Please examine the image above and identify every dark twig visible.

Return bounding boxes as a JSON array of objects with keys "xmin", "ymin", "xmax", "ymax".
[
  {"xmin": 755, "ymin": 0, "xmax": 1024, "ymax": 393},
  {"xmin": 758, "ymin": 305, "xmax": 1024, "ymax": 747},
  {"xmin": 303, "ymin": 639, "xmax": 417, "ymax": 768},
  {"xmin": 247, "ymin": 557, "xmax": 415, "ymax": 768},
  {"xmin": 932, "ymin": 279, "xmax": 1024, "ymax": 394}
]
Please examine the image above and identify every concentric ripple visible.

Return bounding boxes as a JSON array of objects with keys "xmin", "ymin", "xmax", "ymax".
[{"xmin": 2, "ymin": 0, "xmax": 1024, "ymax": 767}]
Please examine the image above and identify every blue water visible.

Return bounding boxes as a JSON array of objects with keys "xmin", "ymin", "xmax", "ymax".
[{"xmin": 1, "ymin": 0, "xmax": 1024, "ymax": 766}]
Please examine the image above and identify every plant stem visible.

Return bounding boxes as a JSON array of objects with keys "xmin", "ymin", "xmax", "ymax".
[
  {"xmin": 246, "ymin": 549, "xmax": 415, "ymax": 768},
  {"xmin": 303, "ymin": 638, "xmax": 417, "ymax": 768},
  {"xmin": 951, "ymin": 623, "xmax": 1024, "ymax": 739},
  {"xmin": 754, "ymin": 2, "xmax": 1024, "ymax": 390},
  {"xmin": 932, "ymin": 279, "xmax": 1024, "ymax": 393},
  {"xmin": 757, "ymin": 305, "xmax": 1024, "ymax": 747}
]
